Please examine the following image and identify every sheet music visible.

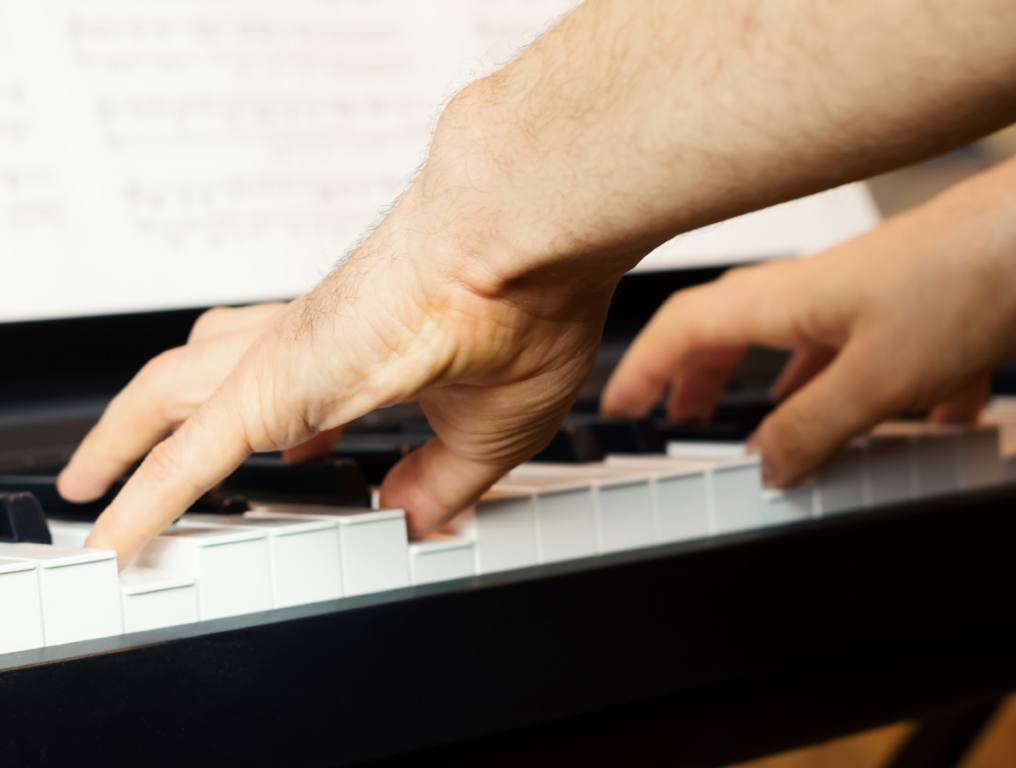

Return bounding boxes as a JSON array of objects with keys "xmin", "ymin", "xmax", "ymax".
[
  {"xmin": 0, "ymin": 0, "xmax": 876, "ymax": 323},
  {"xmin": 0, "ymin": 72, "xmax": 66, "ymax": 235},
  {"xmin": 0, "ymin": 4, "xmax": 78, "ymax": 278}
]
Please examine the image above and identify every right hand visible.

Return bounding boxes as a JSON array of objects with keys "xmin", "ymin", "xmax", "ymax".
[
  {"xmin": 60, "ymin": 168, "xmax": 623, "ymax": 568},
  {"xmin": 602, "ymin": 158, "xmax": 1016, "ymax": 487}
]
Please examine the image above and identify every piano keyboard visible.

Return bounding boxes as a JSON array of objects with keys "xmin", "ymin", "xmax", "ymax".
[{"xmin": 2, "ymin": 412, "xmax": 1016, "ymax": 657}]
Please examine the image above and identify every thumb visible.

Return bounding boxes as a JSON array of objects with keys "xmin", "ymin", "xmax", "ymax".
[
  {"xmin": 753, "ymin": 341, "xmax": 908, "ymax": 487},
  {"xmin": 379, "ymin": 436, "xmax": 507, "ymax": 538}
]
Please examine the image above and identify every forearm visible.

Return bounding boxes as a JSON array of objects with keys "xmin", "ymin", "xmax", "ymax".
[{"xmin": 420, "ymin": 0, "xmax": 1016, "ymax": 284}]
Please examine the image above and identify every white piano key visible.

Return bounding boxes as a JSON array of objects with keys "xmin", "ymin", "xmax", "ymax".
[
  {"xmin": 707, "ymin": 458, "xmax": 768, "ymax": 534},
  {"xmin": 535, "ymin": 487, "xmax": 600, "ymax": 562},
  {"xmin": 875, "ymin": 423, "xmax": 960, "ymax": 498},
  {"xmin": 913, "ymin": 436, "xmax": 959, "ymax": 497},
  {"xmin": 984, "ymin": 399, "xmax": 1016, "ymax": 464},
  {"xmin": 133, "ymin": 526, "xmax": 273, "ymax": 620},
  {"xmin": 666, "ymin": 442, "xmax": 817, "ymax": 532},
  {"xmin": 955, "ymin": 425, "xmax": 1003, "ymax": 490},
  {"xmin": 0, "ymin": 543, "xmax": 122, "ymax": 646},
  {"xmin": 50, "ymin": 520, "xmax": 200, "ymax": 629},
  {"xmin": 408, "ymin": 534, "xmax": 475, "ymax": 585},
  {"xmin": 760, "ymin": 482, "xmax": 816, "ymax": 525},
  {"xmin": 605, "ymin": 455, "xmax": 713, "ymax": 541},
  {"xmin": 48, "ymin": 520, "xmax": 196, "ymax": 629},
  {"xmin": 860, "ymin": 435, "xmax": 915, "ymax": 506},
  {"xmin": 511, "ymin": 463, "xmax": 655, "ymax": 555},
  {"xmin": 249, "ymin": 506, "xmax": 409, "ymax": 596},
  {"xmin": 120, "ymin": 567, "xmax": 199, "ymax": 633},
  {"xmin": 454, "ymin": 490, "xmax": 540, "ymax": 574},
  {"xmin": 875, "ymin": 422, "xmax": 1004, "ymax": 496},
  {"xmin": 667, "ymin": 441, "xmax": 748, "ymax": 460},
  {"xmin": 496, "ymin": 473, "xmax": 595, "ymax": 565},
  {"xmin": 501, "ymin": 469, "xmax": 601, "ymax": 562},
  {"xmin": 0, "ymin": 557, "xmax": 45, "ymax": 654},
  {"xmin": 47, "ymin": 518, "xmax": 90, "ymax": 549},
  {"xmin": 593, "ymin": 471, "xmax": 655, "ymax": 553},
  {"xmin": 813, "ymin": 443, "xmax": 866, "ymax": 516},
  {"xmin": 181, "ymin": 514, "xmax": 343, "ymax": 607}
]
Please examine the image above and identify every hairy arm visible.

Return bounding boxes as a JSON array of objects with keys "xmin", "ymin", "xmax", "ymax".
[
  {"xmin": 432, "ymin": 0, "xmax": 1016, "ymax": 283},
  {"xmin": 65, "ymin": 0, "xmax": 1016, "ymax": 564}
]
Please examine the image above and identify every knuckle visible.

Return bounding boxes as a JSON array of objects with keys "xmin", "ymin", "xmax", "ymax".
[
  {"xmin": 138, "ymin": 348, "xmax": 179, "ymax": 384},
  {"xmin": 715, "ymin": 262, "xmax": 766, "ymax": 290},
  {"xmin": 189, "ymin": 307, "xmax": 231, "ymax": 342},
  {"xmin": 135, "ymin": 349, "xmax": 185, "ymax": 407},
  {"xmin": 652, "ymin": 292, "xmax": 695, "ymax": 339},
  {"xmin": 660, "ymin": 290, "xmax": 691, "ymax": 319},
  {"xmin": 145, "ymin": 439, "xmax": 204, "ymax": 499},
  {"xmin": 716, "ymin": 265, "xmax": 750, "ymax": 287},
  {"xmin": 145, "ymin": 439, "xmax": 183, "ymax": 479}
]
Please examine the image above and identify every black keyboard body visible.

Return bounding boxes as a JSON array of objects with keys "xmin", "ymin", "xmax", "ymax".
[{"xmin": 3, "ymin": 268, "xmax": 1016, "ymax": 767}]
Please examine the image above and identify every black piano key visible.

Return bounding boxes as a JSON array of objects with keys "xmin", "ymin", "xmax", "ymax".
[
  {"xmin": 532, "ymin": 406, "xmax": 773, "ymax": 462},
  {"xmin": 707, "ymin": 398, "xmax": 775, "ymax": 433},
  {"xmin": 332, "ymin": 434, "xmax": 427, "ymax": 486},
  {"xmin": 532, "ymin": 422, "xmax": 605, "ymax": 463},
  {"xmin": 535, "ymin": 392, "xmax": 777, "ymax": 462},
  {"xmin": 0, "ymin": 474, "xmax": 118, "ymax": 520},
  {"xmin": 190, "ymin": 491, "xmax": 252, "ymax": 515},
  {"xmin": 0, "ymin": 493, "xmax": 52, "ymax": 544},
  {"xmin": 220, "ymin": 456, "xmax": 371, "ymax": 508},
  {"xmin": 647, "ymin": 418, "xmax": 754, "ymax": 444},
  {"xmin": 0, "ymin": 472, "xmax": 238, "ymax": 521},
  {"xmin": 574, "ymin": 417, "xmax": 663, "ymax": 454}
]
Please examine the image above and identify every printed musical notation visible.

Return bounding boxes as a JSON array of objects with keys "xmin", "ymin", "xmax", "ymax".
[
  {"xmin": 0, "ymin": 0, "xmax": 577, "ymax": 320},
  {"xmin": 2, "ymin": 0, "xmax": 877, "ymax": 321},
  {"xmin": 0, "ymin": 66, "xmax": 68, "ymax": 234}
]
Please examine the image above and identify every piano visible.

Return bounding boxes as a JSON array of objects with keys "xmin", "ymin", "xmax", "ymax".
[
  {"xmin": 3, "ymin": 4, "xmax": 1014, "ymax": 763},
  {"xmin": 3, "ymin": 269, "xmax": 1016, "ymax": 768}
]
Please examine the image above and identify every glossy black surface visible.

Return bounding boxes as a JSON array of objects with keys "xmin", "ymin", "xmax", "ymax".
[
  {"xmin": 0, "ymin": 474, "xmax": 118, "ymax": 520},
  {"xmin": 3, "ymin": 485, "xmax": 1016, "ymax": 766},
  {"xmin": 0, "ymin": 493, "xmax": 51, "ymax": 544},
  {"xmin": 331, "ymin": 433, "xmax": 428, "ymax": 485},
  {"xmin": 221, "ymin": 456, "xmax": 371, "ymax": 508},
  {"xmin": 3, "ymin": 267, "xmax": 1016, "ymax": 765},
  {"xmin": 530, "ymin": 399, "xmax": 775, "ymax": 463}
]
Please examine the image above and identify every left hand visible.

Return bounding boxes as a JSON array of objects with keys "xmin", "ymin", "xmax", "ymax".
[{"xmin": 601, "ymin": 159, "xmax": 1016, "ymax": 487}]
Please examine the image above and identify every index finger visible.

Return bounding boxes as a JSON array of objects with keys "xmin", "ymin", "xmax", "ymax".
[
  {"xmin": 85, "ymin": 378, "xmax": 254, "ymax": 568},
  {"xmin": 600, "ymin": 261, "xmax": 812, "ymax": 418}
]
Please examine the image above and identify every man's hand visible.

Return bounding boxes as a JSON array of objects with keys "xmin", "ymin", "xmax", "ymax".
[
  {"xmin": 602, "ymin": 157, "xmax": 1016, "ymax": 487},
  {"xmin": 59, "ymin": 174, "xmax": 618, "ymax": 566},
  {"xmin": 57, "ymin": 0, "xmax": 1016, "ymax": 565}
]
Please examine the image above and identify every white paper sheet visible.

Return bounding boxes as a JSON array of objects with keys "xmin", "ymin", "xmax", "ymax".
[{"xmin": 0, "ymin": 0, "xmax": 877, "ymax": 323}]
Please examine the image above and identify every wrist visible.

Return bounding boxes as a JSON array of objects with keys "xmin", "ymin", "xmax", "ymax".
[{"xmin": 411, "ymin": 79, "xmax": 638, "ymax": 297}]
